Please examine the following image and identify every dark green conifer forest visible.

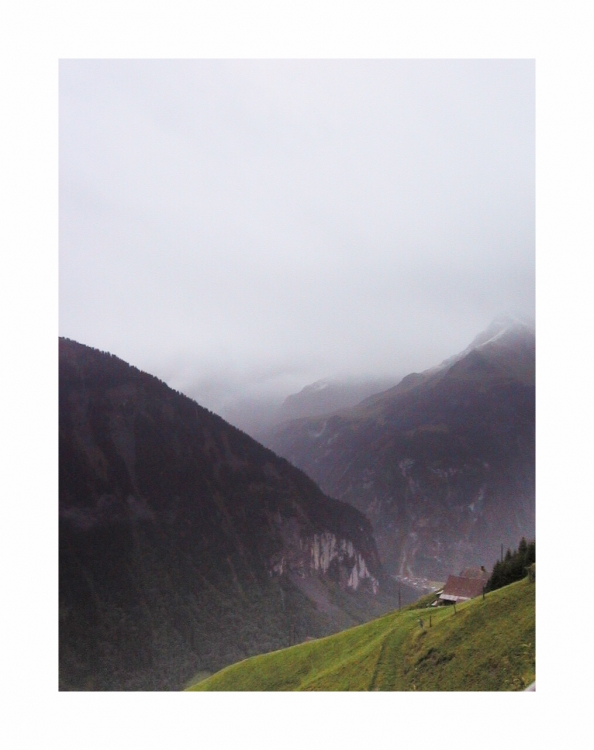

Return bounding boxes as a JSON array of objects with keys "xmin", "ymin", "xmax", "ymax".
[{"xmin": 485, "ymin": 538, "xmax": 535, "ymax": 592}]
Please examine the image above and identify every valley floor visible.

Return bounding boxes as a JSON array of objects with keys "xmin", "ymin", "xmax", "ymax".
[{"xmin": 391, "ymin": 573, "xmax": 444, "ymax": 596}]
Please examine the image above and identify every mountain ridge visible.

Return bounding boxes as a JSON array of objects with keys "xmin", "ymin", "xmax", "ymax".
[
  {"xmin": 59, "ymin": 338, "xmax": 402, "ymax": 690},
  {"xmin": 265, "ymin": 318, "xmax": 535, "ymax": 580}
]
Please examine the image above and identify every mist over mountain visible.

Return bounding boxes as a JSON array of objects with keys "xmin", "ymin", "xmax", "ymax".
[
  {"xmin": 218, "ymin": 376, "xmax": 399, "ymax": 440},
  {"xmin": 266, "ymin": 316, "xmax": 535, "ymax": 581},
  {"xmin": 57, "ymin": 60, "xmax": 535, "ymax": 696},
  {"xmin": 59, "ymin": 338, "xmax": 404, "ymax": 690},
  {"xmin": 278, "ymin": 377, "xmax": 400, "ymax": 423},
  {"xmin": 60, "ymin": 60, "xmax": 535, "ymax": 421}
]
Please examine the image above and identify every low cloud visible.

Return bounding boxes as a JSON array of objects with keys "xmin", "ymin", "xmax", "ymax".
[{"xmin": 60, "ymin": 59, "xmax": 534, "ymax": 410}]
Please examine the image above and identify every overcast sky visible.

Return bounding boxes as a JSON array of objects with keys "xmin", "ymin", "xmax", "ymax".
[{"xmin": 59, "ymin": 59, "xmax": 534, "ymax": 410}]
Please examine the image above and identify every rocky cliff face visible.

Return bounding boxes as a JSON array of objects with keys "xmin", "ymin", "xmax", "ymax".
[
  {"xmin": 269, "ymin": 520, "xmax": 379, "ymax": 593},
  {"xmin": 59, "ymin": 338, "xmax": 389, "ymax": 691},
  {"xmin": 266, "ymin": 317, "xmax": 535, "ymax": 581}
]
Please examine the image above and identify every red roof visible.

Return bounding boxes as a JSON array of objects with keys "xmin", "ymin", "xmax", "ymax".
[{"xmin": 440, "ymin": 574, "xmax": 486, "ymax": 602}]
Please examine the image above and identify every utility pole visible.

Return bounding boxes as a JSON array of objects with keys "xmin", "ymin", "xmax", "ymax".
[{"xmin": 398, "ymin": 585, "xmax": 401, "ymax": 611}]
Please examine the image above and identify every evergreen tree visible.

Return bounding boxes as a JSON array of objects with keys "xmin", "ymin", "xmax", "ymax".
[
  {"xmin": 526, "ymin": 541, "xmax": 535, "ymax": 566},
  {"xmin": 485, "ymin": 539, "xmax": 535, "ymax": 593}
]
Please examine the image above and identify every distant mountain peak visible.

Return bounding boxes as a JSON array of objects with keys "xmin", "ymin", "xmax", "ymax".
[
  {"xmin": 431, "ymin": 315, "xmax": 534, "ymax": 374},
  {"xmin": 467, "ymin": 314, "xmax": 535, "ymax": 351},
  {"xmin": 269, "ymin": 317, "xmax": 535, "ymax": 582},
  {"xmin": 299, "ymin": 379, "xmax": 331, "ymax": 394},
  {"xmin": 277, "ymin": 376, "xmax": 399, "ymax": 423}
]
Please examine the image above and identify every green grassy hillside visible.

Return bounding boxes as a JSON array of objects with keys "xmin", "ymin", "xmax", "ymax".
[{"xmin": 188, "ymin": 578, "xmax": 535, "ymax": 691}]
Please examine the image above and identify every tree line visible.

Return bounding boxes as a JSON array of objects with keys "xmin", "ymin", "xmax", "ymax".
[{"xmin": 485, "ymin": 538, "xmax": 535, "ymax": 593}]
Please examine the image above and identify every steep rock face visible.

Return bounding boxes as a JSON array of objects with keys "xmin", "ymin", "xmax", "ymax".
[
  {"xmin": 59, "ymin": 338, "xmax": 387, "ymax": 691},
  {"xmin": 266, "ymin": 317, "xmax": 535, "ymax": 581},
  {"xmin": 269, "ymin": 519, "xmax": 378, "ymax": 593}
]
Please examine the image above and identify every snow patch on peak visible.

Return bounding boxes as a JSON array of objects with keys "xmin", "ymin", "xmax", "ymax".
[
  {"xmin": 309, "ymin": 379, "xmax": 331, "ymax": 392},
  {"xmin": 467, "ymin": 314, "xmax": 534, "ymax": 351},
  {"xmin": 432, "ymin": 315, "xmax": 535, "ymax": 372}
]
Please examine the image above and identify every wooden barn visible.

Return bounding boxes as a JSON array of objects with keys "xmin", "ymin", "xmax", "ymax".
[{"xmin": 438, "ymin": 567, "xmax": 489, "ymax": 604}]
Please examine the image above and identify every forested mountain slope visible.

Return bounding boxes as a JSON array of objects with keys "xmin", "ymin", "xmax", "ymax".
[{"xmin": 59, "ymin": 338, "xmax": 397, "ymax": 690}]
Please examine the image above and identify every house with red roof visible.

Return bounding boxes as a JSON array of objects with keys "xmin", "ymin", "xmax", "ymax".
[{"xmin": 438, "ymin": 566, "xmax": 489, "ymax": 604}]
